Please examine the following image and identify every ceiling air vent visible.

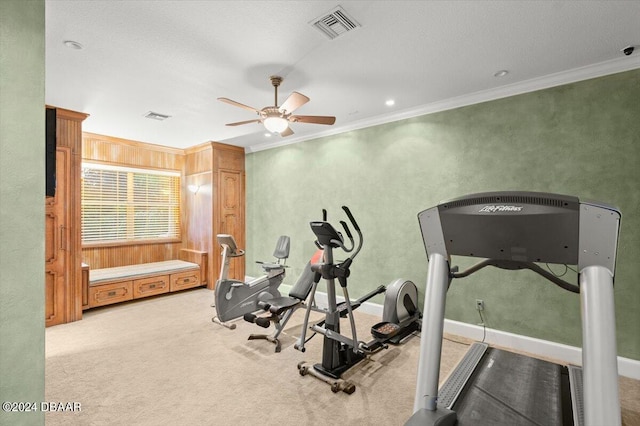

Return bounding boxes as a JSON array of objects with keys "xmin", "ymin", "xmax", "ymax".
[
  {"xmin": 310, "ymin": 5, "xmax": 361, "ymax": 40},
  {"xmin": 144, "ymin": 111, "xmax": 171, "ymax": 121}
]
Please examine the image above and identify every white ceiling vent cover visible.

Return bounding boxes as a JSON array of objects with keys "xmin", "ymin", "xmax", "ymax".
[
  {"xmin": 144, "ymin": 111, "xmax": 171, "ymax": 121},
  {"xmin": 310, "ymin": 5, "xmax": 361, "ymax": 40}
]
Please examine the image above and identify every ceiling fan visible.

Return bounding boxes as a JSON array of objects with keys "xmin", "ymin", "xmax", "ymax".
[{"xmin": 218, "ymin": 76, "xmax": 336, "ymax": 137}]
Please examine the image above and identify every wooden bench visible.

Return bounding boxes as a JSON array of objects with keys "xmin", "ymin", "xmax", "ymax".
[{"xmin": 82, "ymin": 249, "xmax": 208, "ymax": 309}]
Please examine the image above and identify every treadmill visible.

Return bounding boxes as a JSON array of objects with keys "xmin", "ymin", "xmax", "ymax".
[{"xmin": 407, "ymin": 191, "xmax": 621, "ymax": 426}]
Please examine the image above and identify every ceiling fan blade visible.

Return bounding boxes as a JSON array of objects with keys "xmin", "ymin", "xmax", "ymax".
[
  {"xmin": 279, "ymin": 92, "xmax": 310, "ymax": 114},
  {"xmin": 225, "ymin": 119, "xmax": 262, "ymax": 126},
  {"xmin": 279, "ymin": 126, "xmax": 294, "ymax": 137},
  {"xmin": 290, "ymin": 115, "xmax": 336, "ymax": 125},
  {"xmin": 218, "ymin": 97, "xmax": 260, "ymax": 114}
]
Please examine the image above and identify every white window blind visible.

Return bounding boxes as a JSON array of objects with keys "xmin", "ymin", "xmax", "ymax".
[{"xmin": 81, "ymin": 163, "xmax": 181, "ymax": 244}]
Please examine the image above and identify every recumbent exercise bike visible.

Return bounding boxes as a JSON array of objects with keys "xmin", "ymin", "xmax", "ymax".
[{"xmin": 212, "ymin": 234, "xmax": 290, "ymax": 329}]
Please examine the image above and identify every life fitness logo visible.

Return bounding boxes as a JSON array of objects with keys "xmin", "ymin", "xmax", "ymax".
[{"xmin": 479, "ymin": 205, "xmax": 523, "ymax": 213}]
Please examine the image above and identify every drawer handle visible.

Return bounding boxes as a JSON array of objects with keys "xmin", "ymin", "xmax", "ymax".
[
  {"xmin": 149, "ymin": 284, "xmax": 156, "ymax": 289},
  {"xmin": 183, "ymin": 279, "xmax": 190, "ymax": 283},
  {"xmin": 108, "ymin": 291, "xmax": 116, "ymax": 296}
]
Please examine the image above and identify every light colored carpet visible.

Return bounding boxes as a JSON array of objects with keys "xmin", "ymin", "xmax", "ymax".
[{"xmin": 45, "ymin": 288, "xmax": 640, "ymax": 426}]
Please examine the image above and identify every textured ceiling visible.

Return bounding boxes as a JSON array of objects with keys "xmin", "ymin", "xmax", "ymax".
[{"xmin": 45, "ymin": 1, "xmax": 640, "ymax": 151}]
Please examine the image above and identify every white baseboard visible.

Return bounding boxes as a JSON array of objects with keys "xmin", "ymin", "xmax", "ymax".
[{"xmin": 302, "ymin": 285, "xmax": 640, "ymax": 380}]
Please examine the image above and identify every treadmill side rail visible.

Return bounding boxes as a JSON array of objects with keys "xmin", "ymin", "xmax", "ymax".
[
  {"xmin": 579, "ymin": 265, "xmax": 621, "ymax": 426},
  {"xmin": 413, "ymin": 252, "xmax": 450, "ymax": 412},
  {"xmin": 437, "ymin": 342, "xmax": 488, "ymax": 410},
  {"xmin": 567, "ymin": 365, "xmax": 584, "ymax": 426}
]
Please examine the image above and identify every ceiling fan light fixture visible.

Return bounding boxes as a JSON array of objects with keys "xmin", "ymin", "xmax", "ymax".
[{"xmin": 264, "ymin": 116, "xmax": 289, "ymax": 133}]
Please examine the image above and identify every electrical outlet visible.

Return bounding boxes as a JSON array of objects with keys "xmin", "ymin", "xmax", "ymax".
[{"xmin": 475, "ymin": 299, "xmax": 484, "ymax": 311}]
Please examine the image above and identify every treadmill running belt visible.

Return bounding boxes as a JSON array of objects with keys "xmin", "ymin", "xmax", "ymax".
[{"xmin": 453, "ymin": 348, "xmax": 569, "ymax": 425}]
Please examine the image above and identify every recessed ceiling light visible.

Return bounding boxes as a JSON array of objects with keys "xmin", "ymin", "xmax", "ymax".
[
  {"xmin": 494, "ymin": 70, "xmax": 509, "ymax": 77},
  {"xmin": 385, "ymin": 99, "xmax": 395, "ymax": 106},
  {"xmin": 264, "ymin": 132, "xmax": 272, "ymax": 137},
  {"xmin": 63, "ymin": 40, "xmax": 83, "ymax": 50}
]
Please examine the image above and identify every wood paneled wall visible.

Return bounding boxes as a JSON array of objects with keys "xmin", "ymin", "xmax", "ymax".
[
  {"xmin": 81, "ymin": 243, "xmax": 184, "ymax": 270},
  {"xmin": 81, "ymin": 133, "xmax": 185, "ymax": 269},
  {"xmin": 81, "ymin": 134, "xmax": 245, "ymax": 286},
  {"xmin": 83, "ymin": 132, "xmax": 184, "ymax": 170},
  {"xmin": 184, "ymin": 143, "xmax": 215, "ymax": 286}
]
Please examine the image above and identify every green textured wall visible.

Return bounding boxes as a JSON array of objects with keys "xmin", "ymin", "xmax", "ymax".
[
  {"xmin": 0, "ymin": 1, "xmax": 46, "ymax": 425},
  {"xmin": 246, "ymin": 69, "xmax": 640, "ymax": 360}
]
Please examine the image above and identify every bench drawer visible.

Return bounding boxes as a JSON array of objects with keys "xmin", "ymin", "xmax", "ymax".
[
  {"xmin": 89, "ymin": 281, "xmax": 133, "ymax": 308},
  {"xmin": 133, "ymin": 275, "xmax": 170, "ymax": 298},
  {"xmin": 170, "ymin": 270, "xmax": 201, "ymax": 291}
]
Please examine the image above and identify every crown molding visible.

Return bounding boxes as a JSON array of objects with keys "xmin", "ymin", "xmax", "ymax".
[{"xmin": 246, "ymin": 57, "xmax": 640, "ymax": 154}]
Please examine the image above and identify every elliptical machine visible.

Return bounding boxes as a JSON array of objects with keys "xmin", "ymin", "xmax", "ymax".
[
  {"xmin": 212, "ymin": 234, "xmax": 290, "ymax": 329},
  {"xmin": 296, "ymin": 206, "xmax": 421, "ymax": 393}
]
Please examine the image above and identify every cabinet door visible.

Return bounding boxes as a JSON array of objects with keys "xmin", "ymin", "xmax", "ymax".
[
  {"xmin": 45, "ymin": 148, "xmax": 70, "ymax": 326},
  {"xmin": 219, "ymin": 170, "xmax": 244, "ymax": 280}
]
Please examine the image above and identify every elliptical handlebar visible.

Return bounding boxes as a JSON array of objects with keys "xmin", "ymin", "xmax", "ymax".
[
  {"xmin": 341, "ymin": 206, "xmax": 363, "ymax": 261},
  {"xmin": 342, "ymin": 205, "xmax": 360, "ymax": 232}
]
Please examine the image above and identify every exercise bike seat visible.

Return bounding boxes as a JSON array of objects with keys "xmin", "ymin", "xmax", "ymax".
[
  {"xmin": 257, "ymin": 260, "xmax": 316, "ymax": 315},
  {"xmin": 258, "ymin": 262, "xmax": 288, "ymax": 272}
]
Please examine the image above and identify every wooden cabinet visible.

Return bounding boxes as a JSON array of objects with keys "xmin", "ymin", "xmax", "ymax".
[
  {"xmin": 212, "ymin": 144, "xmax": 245, "ymax": 285},
  {"xmin": 45, "ymin": 147, "xmax": 70, "ymax": 326},
  {"xmin": 218, "ymin": 169, "xmax": 244, "ymax": 280},
  {"xmin": 85, "ymin": 263, "xmax": 203, "ymax": 309},
  {"xmin": 184, "ymin": 142, "xmax": 245, "ymax": 288},
  {"xmin": 44, "ymin": 107, "xmax": 88, "ymax": 326}
]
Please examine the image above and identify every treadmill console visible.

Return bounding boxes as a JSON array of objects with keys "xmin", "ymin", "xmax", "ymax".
[{"xmin": 422, "ymin": 191, "xmax": 581, "ymax": 265}]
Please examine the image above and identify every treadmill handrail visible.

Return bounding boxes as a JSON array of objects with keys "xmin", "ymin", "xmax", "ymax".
[{"xmin": 451, "ymin": 258, "xmax": 580, "ymax": 293}]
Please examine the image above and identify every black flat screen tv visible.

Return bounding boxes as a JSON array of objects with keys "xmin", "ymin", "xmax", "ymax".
[{"xmin": 46, "ymin": 107, "xmax": 57, "ymax": 197}]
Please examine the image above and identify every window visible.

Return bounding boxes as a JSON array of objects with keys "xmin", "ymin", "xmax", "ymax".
[{"xmin": 81, "ymin": 163, "xmax": 181, "ymax": 244}]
